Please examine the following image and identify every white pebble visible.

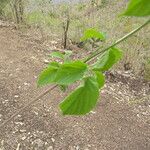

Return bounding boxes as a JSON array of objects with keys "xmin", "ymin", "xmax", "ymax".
[{"xmin": 51, "ymin": 138, "xmax": 55, "ymax": 143}]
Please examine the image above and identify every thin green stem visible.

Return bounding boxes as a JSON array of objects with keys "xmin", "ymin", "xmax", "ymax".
[{"xmin": 84, "ymin": 19, "xmax": 150, "ymax": 63}]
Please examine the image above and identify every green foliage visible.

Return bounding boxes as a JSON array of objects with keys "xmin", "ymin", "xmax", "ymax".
[
  {"xmin": 26, "ymin": 11, "xmax": 60, "ymax": 29},
  {"xmin": 50, "ymin": 50, "xmax": 72, "ymax": 62},
  {"xmin": 76, "ymin": 3, "xmax": 86, "ymax": 11},
  {"xmin": 123, "ymin": 0, "xmax": 150, "ymax": 16},
  {"xmin": 49, "ymin": 50, "xmax": 73, "ymax": 62},
  {"xmin": 0, "ymin": 0, "xmax": 10, "ymax": 8},
  {"xmin": 60, "ymin": 77, "xmax": 100, "ymax": 115},
  {"xmin": 93, "ymin": 47, "xmax": 123, "ymax": 71},
  {"xmin": 94, "ymin": 71, "xmax": 105, "ymax": 89},
  {"xmin": 38, "ymin": 0, "xmax": 148, "ymax": 115},
  {"xmin": 38, "ymin": 62, "xmax": 60, "ymax": 86},
  {"xmin": 38, "ymin": 25, "xmax": 124, "ymax": 115},
  {"xmin": 38, "ymin": 47, "xmax": 122, "ymax": 115},
  {"xmin": 38, "ymin": 61, "xmax": 87, "ymax": 87},
  {"xmin": 54, "ymin": 61, "xmax": 87, "ymax": 85},
  {"xmin": 50, "ymin": 51, "xmax": 65, "ymax": 59},
  {"xmin": 81, "ymin": 28, "xmax": 106, "ymax": 42},
  {"xmin": 0, "ymin": 0, "xmax": 11, "ymax": 15}
]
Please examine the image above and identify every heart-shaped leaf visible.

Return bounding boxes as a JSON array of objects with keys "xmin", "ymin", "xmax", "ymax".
[
  {"xmin": 94, "ymin": 71, "xmax": 105, "ymax": 89},
  {"xmin": 123, "ymin": 0, "xmax": 150, "ymax": 16},
  {"xmin": 54, "ymin": 61, "xmax": 87, "ymax": 85},
  {"xmin": 38, "ymin": 62, "xmax": 60, "ymax": 86},
  {"xmin": 81, "ymin": 28, "xmax": 106, "ymax": 42},
  {"xmin": 50, "ymin": 51, "xmax": 65, "ymax": 59},
  {"xmin": 60, "ymin": 77, "xmax": 99, "ymax": 115},
  {"xmin": 93, "ymin": 47, "xmax": 123, "ymax": 71}
]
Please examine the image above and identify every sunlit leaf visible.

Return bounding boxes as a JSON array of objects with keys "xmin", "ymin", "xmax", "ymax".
[
  {"xmin": 50, "ymin": 51, "xmax": 64, "ymax": 59},
  {"xmin": 93, "ymin": 47, "xmax": 123, "ymax": 71},
  {"xmin": 94, "ymin": 71, "xmax": 105, "ymax": 89},
  {"xmin": 123, "ymin": 0, "xmax": 150, "ymax": 16},
  {"xmin": 38, "ymin": 62, "xmax": 60, "ymax": 86},
  {"xmin": 54, "ymin": 61, "xmax": 87, "ymax": 85},
  {"xmin": 60, "ymin": 77, "xmax": 99, "ymax": 115},
  {"xmin": 81, "ymin": 28, "xmax": 106, "ymax": 41}
]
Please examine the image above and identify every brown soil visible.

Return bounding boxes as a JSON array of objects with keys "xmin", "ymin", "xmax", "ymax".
[{"xmin": 0, "ymin": 24, "xmax": 150, "ymax": 150}]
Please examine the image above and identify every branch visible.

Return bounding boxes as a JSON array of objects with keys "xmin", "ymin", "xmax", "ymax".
[{"xmin": 84, "ymin": 19, "xmax": 150, "ymax": 63}]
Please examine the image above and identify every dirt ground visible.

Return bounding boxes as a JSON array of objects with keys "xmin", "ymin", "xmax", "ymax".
[{"xmin": 0, "ymin": 24, "xmax": 150, "ymax": 150}]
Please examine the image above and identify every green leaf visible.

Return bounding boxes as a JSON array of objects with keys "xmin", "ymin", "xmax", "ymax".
[
  {"xmin": 123, "ymin": 0, "xmax": 150, "ymax": 16},
  {"xmin": 81, "ymin": 28, "xmax": 106, "ymax": 42},
  {"xmin": 95, "ymin": 71, "xmax": 105, "ymax": 89},
  {"xmin": 54, "ymin": 61, "xmax": 87, "ymax": 85},
  {"xmin": 60, "ymin": 77, "xmax": 99, "ymax": 115},
  {"xmin": 93, "ymin": 47, "xmax": 123, "ymax": 71},
  {"xmin": 37, "ymin": 62, "xmax": 59, "ymax": 86},
  {"xmin": 50, "ymin": 51, "xmax": 64, "ymax": 59}
]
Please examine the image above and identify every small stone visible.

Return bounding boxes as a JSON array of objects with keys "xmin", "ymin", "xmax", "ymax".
[
  {"xmin": 24, "ymin": 82, "xmax": 30, "ymax": 86},
  {"xmin": 51, "ymin": 138, "xmax": 55, "ymax": 143},
  {"xmin": 47, "ymin": 146, "xmax": 53, "ymax": 150},
  {"xmin": 34, "ymin": 76, "xmax": 37, "ymax": 79},
  {"xmin": 33, "ymin": 111, "xmax": 38, "ymax": 115},
  {"xmin": 87, "ymin": 145, "xmax": 91, "ymax": 147},
  {"xmin": 44, "ymin": 59, "xmax": 49, "ymax": 64},
  {"xmin": 31, "ymin": 56, "xmax": 36, "ymax": 60},
  {"xmin": 51, "ymin": 41, "xmax": 57, "ymax": 44},
  {"xmin": 15, "ymin": 122, "xmax": 24, "ymax": 126},
  {"xmin": 142, "ymin": 112, "xmax": 148, "ymax": 115},
  {"xmin": 14, "ymin": 95, "xmax": 19, "ymax": 98},
  {"xmin": 75, "ymin": 145, "xmax": 80, "ymax": 150},
  {"xmin": 9, "ymin": 73, "xmax": 13, "ymax": 77},
  {"xmin": 20, "ymin": 129, "xmax": 26, "ymax": 133},
  {"xmin": 16, "ymin": 68, "xmax": 20, "ymax": 71},
  {"xmin": 17, "ymin": 115, "xmax": 21, "ymax": 117},
  {"xmin": 16, "ymin": 143, "xmax": 21, "ymax": 150},
  {"xmin": 21, "ymin": 136, "xmax": 26, "ymax": 140}
]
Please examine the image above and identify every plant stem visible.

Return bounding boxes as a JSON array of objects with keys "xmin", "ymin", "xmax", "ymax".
[{"xmin": 84, "ymin": 19, "xmax": 150, "ymax": 63}]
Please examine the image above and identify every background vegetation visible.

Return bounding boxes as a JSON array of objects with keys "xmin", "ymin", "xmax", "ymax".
[{"xmin": 0, "ymin": 0, "xmax": 150, "ymax": 80}]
